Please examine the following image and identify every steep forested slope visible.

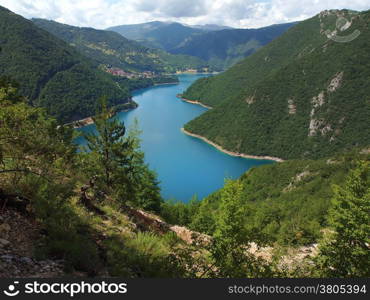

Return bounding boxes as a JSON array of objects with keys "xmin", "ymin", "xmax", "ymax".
[
  {"xmin": 32, "ymin": 19, "xmax": 210, "ymax": 74},
  {"xmin": 183, "ymin": 9, "xmax": 370, "ymax": 160},
  {"xmin": 0, "ymin": 6, "xmax": 132, "ymax": 123},
  {"xmin": 1, "ymin": 64, "xmax": 369, "ymax": 279},
  {"xmin": 108, "ymin": 21, "xmax": 293, "ymax": 70},
  {"xmin": 170, "ymin": 23, "xmax": 295, "ymax": 70},
  {"xmin": 189, "ymin": 149, "xmax": 370, "ymax": 245}
]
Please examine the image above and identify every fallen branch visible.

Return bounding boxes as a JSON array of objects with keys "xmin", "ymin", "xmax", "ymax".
[{"xmin": 79, "ymin": 183, "xmax": 105, "ymax": 216}]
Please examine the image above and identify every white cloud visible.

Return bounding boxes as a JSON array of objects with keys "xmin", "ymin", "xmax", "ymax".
[
  {"xmin": 134, "ymin": 0, "xmax": 208, "ymax": 18},
  {"xmin": 0, "ymin": 0, "xmax": 369, "ymax": 29}
]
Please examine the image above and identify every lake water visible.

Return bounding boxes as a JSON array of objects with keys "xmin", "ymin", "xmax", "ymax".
[{"xmin": 75, "ymin": 74, "xmax": 272, "ymax": 202}]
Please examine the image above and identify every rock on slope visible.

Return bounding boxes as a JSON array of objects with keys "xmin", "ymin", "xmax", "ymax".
[{"xmin": 182, "ymin": 9, "xmax": 370, "ymax": 160}]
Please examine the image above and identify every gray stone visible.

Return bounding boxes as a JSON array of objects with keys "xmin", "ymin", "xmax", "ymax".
[
  {"xmin": 0, "ymin": 223, "xmax": 11, "ymax": 237},
  {"xmin": 19, "ymin": 257, "xmax": 33, "ymax": 264},
  {"xmin": 1, "ymin": 254, "xmax": 14, "ymax": 260},
  {"xmin": 0, "ymin": 238, "xmax": 10, "ymax": 248}
]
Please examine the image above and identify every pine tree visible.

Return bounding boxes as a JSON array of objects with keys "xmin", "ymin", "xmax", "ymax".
[
  {"xmin": 315, "ymin": 161, "xmax": 370, "ymax": 277},
  {"xmin": 84, "ymin": 97, "xmax": 134, "ymax": 190},
  {"xmin": 208, "ymin": 179, "xmax": 272, "ymax": 277},
  {"xmin": 83, "ymin": 98, "xmax": 162, "ymax": 209},
  {"xmin": 0, "ymin": 77, "xmax": 76, "ymax": 186}
]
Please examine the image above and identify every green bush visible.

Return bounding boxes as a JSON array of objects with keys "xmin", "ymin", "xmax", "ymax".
[{"xmin": 105, "ymin": 232, "xmax": 184, "ymax": 277}]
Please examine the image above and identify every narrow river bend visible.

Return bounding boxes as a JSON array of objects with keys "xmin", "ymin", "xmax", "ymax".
[{"xmin": 76, "ymin": 74, "xmax": 272, "ymax": 202}]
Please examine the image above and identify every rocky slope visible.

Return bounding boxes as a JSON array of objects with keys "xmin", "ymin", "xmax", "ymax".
[
  {"xmin": 0, "ymin": 201, "xmax": 320, "ymax": 277},
  {"xmin": 182, "ymin": 9, "xmax": 370, "ymax": 160},
  {"xmin": 0, "ymin": 208, "xmax": 64, "ymax": 277}
]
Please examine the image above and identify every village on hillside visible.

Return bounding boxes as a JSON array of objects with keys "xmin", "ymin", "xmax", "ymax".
[{"xmin": 104, "ymin": 66, "xmax": 156, "ymax": 79}]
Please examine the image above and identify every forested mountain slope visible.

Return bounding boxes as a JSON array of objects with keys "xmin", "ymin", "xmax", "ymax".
[
  {"xmin": 188, "ymin": 149, "xmax": 369, "ymax": 245},
  {"xmin": 0, "ymin": 6, "xmax": 132, "ymax": 123},
  {"xmin": 170, "ymin": 23, "xmax": 295, "ymax": 70},
  {"xmin": 183, "ymin": 9, "xmax": 370, "ymax": 160},
  {"xmin": 107, "ymin": 21, "xmax": 204, "ymax": 51},
  {"xmin": 32, "ymin": 19, "xmax": 210, "ymax": 74},
  {"xmin": 108, "ymin": 21, "xmax": 293, "ymax": 70},
  {"xmin": 1, "ymin": 61, "xmax": 369, "ymax": 278}
]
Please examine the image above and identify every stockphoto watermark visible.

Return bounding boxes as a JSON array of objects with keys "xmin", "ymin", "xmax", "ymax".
[
  {"xmin": 2, "ymin": 280, "xmax": 128, "ymax": 297},
  {"xmin": 325, "ymin": 15, "xmax": 361, "ymax": 43}
]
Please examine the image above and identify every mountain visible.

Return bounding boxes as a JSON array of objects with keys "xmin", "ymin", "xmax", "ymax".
[
  {"xmin": 3, "ymin": 72, "xmax": 368, "ymax": 278},
  {"xmin": 108, "ymin": 21, "xmax": 294, "ymax": 70},
  {"xmin": 107, "ymin": 21, "xmax": 204, "ymax": 51},
  {"xmin": 32, "ymin": 19, "xmax": 210, "ymax": 74},
  {"xmin": 170, "ymin": 23, "xmax": 295, "ymax": 70},
  {"xmin": 189, "ymin": 24, "xmax": 234, "ymax": 31},
  {"xmin": 182, "ymin": 9, "xmax": 370, "ymax": 160},
  {"xmin": 0, "ymin": 6, "xmax": 133, "ymax": 123}
]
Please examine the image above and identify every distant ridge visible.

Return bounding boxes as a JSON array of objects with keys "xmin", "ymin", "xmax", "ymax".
[
  {"xmin": 189, "ymin": 24, "xmax": 234, "ymax": 31},
  {"xmin": 107, "ymin": 21, "xmax": 203, "ymax": 50},
  {"xmin": 108, "ymin": 21, "xmax": 294, "ymax": 70},
  {"xmin": 170, "ymin": 22, "xmax": 295, "ymax": 69},
  {"xmin": 33, "ymin": 18, "xmax": 209, "ymax": 74}
]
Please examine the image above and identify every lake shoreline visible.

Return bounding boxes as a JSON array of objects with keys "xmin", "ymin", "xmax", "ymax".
[
  {"xmin": 68, "ymin": 81, "xmax": 182, "ymax": 128},
  {"xmin": 153, "ymin": 82, "xmax": 179, "ymax": 86},
  {"xmin": 76, "ymin": 74, "xmax": 275, "ymax": 201},
  {"xmin": 176, "ymin": 95, "xmax": 213, "ymax": 109},
  {"xmin": 67, "ymin": 106, "xmax": 135, "ymax": 129},
  {"xmin": 70, "ymin": 116, "xmax": 95, "ymax": 128},
  {"xmin": 174, "ymin": 71, "xmax": 220, "ymax": 75},
  {"xmin": 181, "ymin": 128, "xmax": 284, "ymax": 162}
]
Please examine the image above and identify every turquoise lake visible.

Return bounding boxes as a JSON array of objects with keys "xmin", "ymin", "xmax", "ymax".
[{"xmin": 75, "ymin": 74, "xmax": 272, "ymax": 202}]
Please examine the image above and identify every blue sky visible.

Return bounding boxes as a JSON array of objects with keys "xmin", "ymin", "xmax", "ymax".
[{"xmin": 0, "ymin": 0, "xmax": 369, "ymax": 29}]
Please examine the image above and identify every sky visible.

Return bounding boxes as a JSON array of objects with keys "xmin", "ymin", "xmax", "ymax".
[{"xmin": 0, "ymin": 0, "xmax": 369, "ymax": 29}]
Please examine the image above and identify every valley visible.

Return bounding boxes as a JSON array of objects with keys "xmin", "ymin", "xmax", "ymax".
[
  {"xmin": 0, "ymin": 2, "xmax": 369, "ymax": 280},
  {"xmin": 75, "ymin": 74, "xmax": 273, "ymax": 201},
  {"xmin": 108, "ymin": 20, "xmax": 295, "ymax": 70}
]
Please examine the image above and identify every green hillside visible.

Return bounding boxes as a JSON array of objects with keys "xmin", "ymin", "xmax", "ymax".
[
  {"xmin": 107, "ymin": 21, "xmax": 204, "ymax": 51},
  {"xmin": 32, "ymin": 19, "xmax": 210, "ymax": 74},
  {"xmin": 188, "ymin": 149, "xmax": 369, "ymax": 246},
  {"xmin": 108, "ymin": 21, "xmax": 293, "ymax": 70},
  {"xmin": 1, "ymin": 39, "xmax": 369, "ymax": 278},
  {"xmin": 170, "ymin": 23, "xmax": 295, "ymax": 70},
  {"xmin": 0, "ymin": 6, "xmax": 133, "ymax": 123},
  {"xmin": 183, "ymin": 9, "xmax": 370, "ymax": 160}
]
